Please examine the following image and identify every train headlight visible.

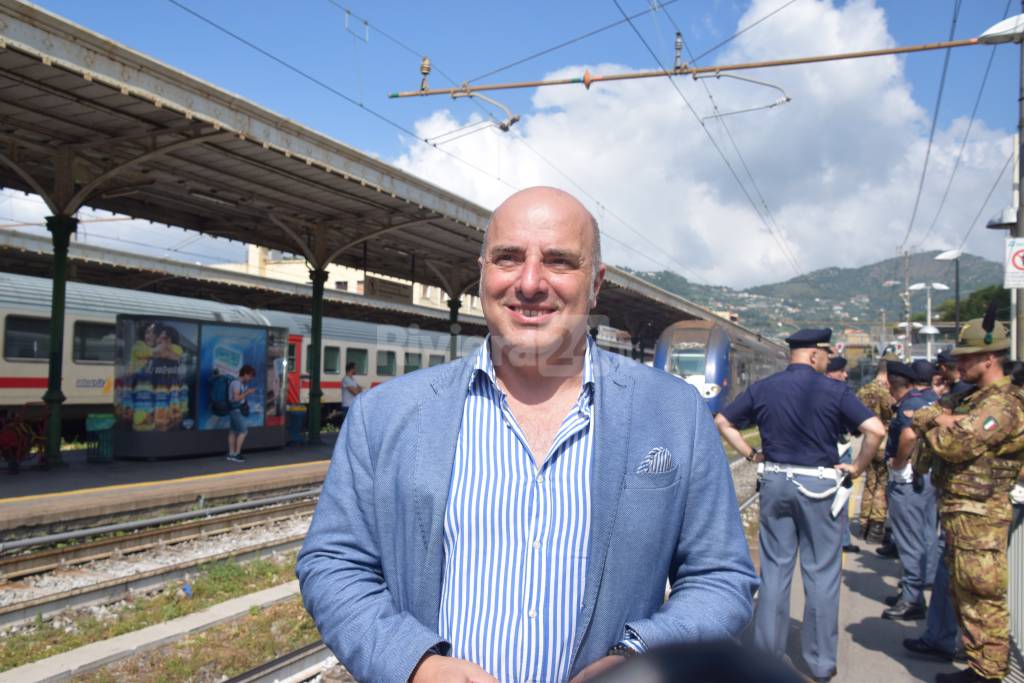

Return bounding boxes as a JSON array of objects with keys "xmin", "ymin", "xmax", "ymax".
[{"xmin": 704, "ymin": 384, "xmax": 722, "ymax": 398}]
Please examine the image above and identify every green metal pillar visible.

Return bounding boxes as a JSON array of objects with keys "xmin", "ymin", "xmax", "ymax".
[
  {"xmin": 43, "ymin": 214, "xmax": 77, "ymax": 467},
  {"xmin": 448, "ymin": 298, "xmax": 462, "ymax": 361},
  {"xmin": 307, "ymin": 267, "xmax": 327, "ymax": 444}
]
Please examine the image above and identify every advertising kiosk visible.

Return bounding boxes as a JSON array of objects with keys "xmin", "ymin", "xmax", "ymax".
[{"xmin": 112, "ymin": 315, "xmax": 287, "ymax": 459}]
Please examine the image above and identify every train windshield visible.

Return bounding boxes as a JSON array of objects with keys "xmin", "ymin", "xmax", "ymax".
[{"xmin": 670, "ymin": 350, "xmax": 706, "ymax": 378}]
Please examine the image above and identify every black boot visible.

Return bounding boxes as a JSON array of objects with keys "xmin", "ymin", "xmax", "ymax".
[
  {"xmin": 867, "ymin": 523, "xmax": 885, "ymax": 544},
  {"xmin": 882, "ymin": 600, "xmax": 925, "ymax": 620}
]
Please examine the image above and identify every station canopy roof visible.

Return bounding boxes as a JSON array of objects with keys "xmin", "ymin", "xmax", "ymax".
[{"xmin": 0, "ymin": 0, "xmax": 778, "ymax": 349}]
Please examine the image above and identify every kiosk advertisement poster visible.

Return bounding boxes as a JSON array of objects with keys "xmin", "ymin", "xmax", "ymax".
[
  {"xmin": 266, "ymin": 328, "xmax": 287, "ymax": 427},
  {"xmin": 197, "ymin": 324, "xmax": 267, "ymax": 431},
  {"xmin": 114, "ymin": 317, "xmax": 199, "ymax": 432}
]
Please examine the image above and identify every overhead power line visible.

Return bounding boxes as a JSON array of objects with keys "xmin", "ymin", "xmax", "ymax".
[
  {"xmin": 326, "ymin": 1, "xmax": 713, "ymax": 284},
  {"xmin": 957, "ymin": 150, "xmax": 1013, "ymax": 250},
  {"xmin": 171, "ymin": 0, "xmax": 708, "ymax": 282},
  {"xmin": 611, "ymin": 0, "xmax": 805, "ymax": 279},
  {"xmin": 897, "ymin": 0, "xmax": 962, "ymax": 252},
  {"xmin": 688, "ymin": 0, "xmax": 801, "ymax": 65},
  {"xmin": 912, "ymin": 0, "xmax": 1012, "ymax": 250}
]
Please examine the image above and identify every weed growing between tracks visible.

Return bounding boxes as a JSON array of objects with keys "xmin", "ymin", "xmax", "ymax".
[
  {"xmin": 0, "ymin": 551, "xmax": 297, "ymax": 672},
  {"xmin": 72, "ymin": 597, "xmax": 325, "ymax": 683}
]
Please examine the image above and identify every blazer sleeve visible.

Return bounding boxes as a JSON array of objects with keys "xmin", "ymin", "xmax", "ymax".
[
  {"xmin": 626, "ymin": 397, "xmax": 759, "ymax": 645},
  {"xmin": 296, "ymin": 396, "xmax": 445, "ymax": 682}
]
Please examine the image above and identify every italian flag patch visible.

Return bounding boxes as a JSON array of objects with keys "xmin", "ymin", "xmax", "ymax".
[{"xmin": 982, "ymin": 417, "xmax": 999, "ymax": 432}]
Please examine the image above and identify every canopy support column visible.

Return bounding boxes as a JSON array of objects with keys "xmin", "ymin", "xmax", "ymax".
[
  {"xmin": 447, "ymin": 298, "xmax": 462, "ymax": 361},
  {"xmin": 307, "ymin": 267, "xmax": 327, "ymax": 445},
  {"xmin": 43, "ymin": 214, "xmax": 77, "ymax": 467}
]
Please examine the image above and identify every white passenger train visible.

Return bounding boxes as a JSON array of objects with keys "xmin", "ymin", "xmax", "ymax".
[{"xmin": 0, "ymin": 272, "xmax": 481, "ymax": 432}]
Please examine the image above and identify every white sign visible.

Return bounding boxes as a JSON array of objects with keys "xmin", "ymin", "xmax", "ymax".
[{"xmin": 1004, "ymin": 237, "xmax": 1024, "ymax": 289}]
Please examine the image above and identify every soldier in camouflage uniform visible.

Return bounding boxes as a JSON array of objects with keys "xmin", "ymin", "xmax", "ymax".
[
  {"xmin": 911, "ymin": 317, "xmax": 1024, "ymax": 683},
  {"xmin": 858, "ymin": 355, "xmax": 896, "ymax": 542}
]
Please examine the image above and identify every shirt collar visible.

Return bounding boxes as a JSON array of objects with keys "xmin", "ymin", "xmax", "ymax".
[{"xmin": 471, "ymin": 336, "xmax": 596, "ymax": 399}]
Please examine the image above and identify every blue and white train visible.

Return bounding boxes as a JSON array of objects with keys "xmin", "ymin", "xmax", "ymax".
[{"xmin": 653, "ymin": 320, "xmax": 788, "ymax": 413}]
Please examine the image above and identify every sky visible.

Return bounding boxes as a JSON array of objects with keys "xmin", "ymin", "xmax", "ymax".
[{"xmin": 5, "ymin": 0, "xmax": 1023, "ymax": 289}]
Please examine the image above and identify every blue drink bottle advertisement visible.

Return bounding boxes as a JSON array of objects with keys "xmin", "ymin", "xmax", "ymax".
[{"xmin": 197, "ymin": 324, "xmax": 267, "ymax": 431}]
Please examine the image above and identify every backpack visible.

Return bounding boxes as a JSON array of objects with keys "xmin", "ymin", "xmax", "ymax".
[{"xmin": 211, "ymin": 373, "xmax": 236, "ymax": 417}]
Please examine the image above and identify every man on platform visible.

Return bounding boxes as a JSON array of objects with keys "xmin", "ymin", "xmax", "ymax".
[{"xmin": 297, "ymin": 186, "xmax": 758, "ymax": 683}]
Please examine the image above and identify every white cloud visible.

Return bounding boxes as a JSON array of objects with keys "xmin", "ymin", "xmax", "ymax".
[{"xmin": 391, "ymin": 0, "xmax": 1013, "ymax": 288}]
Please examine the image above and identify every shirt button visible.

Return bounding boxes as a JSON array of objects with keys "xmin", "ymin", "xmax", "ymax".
[
  {"xmin": 536, "ymin": 474, "xmax": 544, "ymax": 483},
  {"xmin": 533, "ymin": 540, "xmax": 541, "ymax": 550},
  {"xmin": 528, "ymin": 609, "xmax": 537, "ymax": 619}
]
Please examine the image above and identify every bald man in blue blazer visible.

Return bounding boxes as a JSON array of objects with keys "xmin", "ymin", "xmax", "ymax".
[{"xmin": 297, "ymin": 187, "xmax": 757, "ymax": 683}]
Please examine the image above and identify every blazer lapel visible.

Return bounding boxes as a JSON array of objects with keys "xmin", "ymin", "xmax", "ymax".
[
  {"xmin": 412, "ymin": 358, "xmax": 474, "ymax": 627},
  {"xmin": 571, "ymin": 349, "xmax": 633, "ymax": 660}
]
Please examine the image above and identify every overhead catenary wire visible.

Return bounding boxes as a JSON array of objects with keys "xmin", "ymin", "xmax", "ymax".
[
  {"xmin": 687, "ymin": 0, "xmax": 802, "ymax": 65},
  {"xmin": 657, "ymin": 4, "xmax": 810, "ymax": 285},
  {"xmin": 325, "ymin": 0, "xmax": 714, "ymax": 284},
  {"xmin": 957, "ymin": 150, "xmax": 1013, "ymax": 250},
  {"xmin": 912, "ymin": 0, "xmax": 1012, "ymax": 250},
  {"xmin": 896, "ymin": 0, "xmax": 962, "ymax": 253},
  {"xmin": 611, "ymin": 0, "xmax": 805, "ymax": 279}
]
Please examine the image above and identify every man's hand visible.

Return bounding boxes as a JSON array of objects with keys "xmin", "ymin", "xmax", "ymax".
[
  {"xmin": 934, "ymin": 413, "xmax": 964, "ymax": 429},
  {"xmin": 410, "ymin": 655, "xmax": 499, "ymax": 683},
  {"xmin": 568, "ymin": 655, "xmax": 626, "ymax": 683},
  {"xmin": 834, "ymin": 462, "xmax": 862, "ymax": 478}
]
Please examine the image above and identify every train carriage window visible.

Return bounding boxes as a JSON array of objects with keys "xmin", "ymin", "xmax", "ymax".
[
  {"xmin": 377, "ymin": 350, "xmax": 397, "ymax": 377},
  {"xmin": 404, "ymin": 352, "xmax": 422, "ymax": 374},
  {"xmin": 323, "ymin": 346, "xmax": 340, "ymax": 375},
  {"xmin": 73, "ymin": 322, "xmax": 115, "ymax": 363},
  {"xmin": 347, "ymin": 348, "xmax": 368, "ymax": 375},
  {"xmin": 428, "ymin": 353, "xmax": 446, "ymax": 367},
  {"xmin": 305, "ymin": 344, "xmax": 311, "ymax": 374},
  {"xmin": 4, "ymin": 315, "xmax": 49, "ymax": 361}
]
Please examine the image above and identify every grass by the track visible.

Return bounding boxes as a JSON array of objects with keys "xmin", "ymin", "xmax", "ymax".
[
  {"xmin": 72, "ymin": 597, "xmax": 324, "ymax": 683},
  {"xmin": 0, "ymin": 552, "xmax": 298, "ymax": 672}
]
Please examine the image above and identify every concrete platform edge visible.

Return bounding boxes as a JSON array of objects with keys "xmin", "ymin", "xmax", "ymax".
[{"xmin": 0, "ymin": 580, "xmax": 301, "ymax": 682}]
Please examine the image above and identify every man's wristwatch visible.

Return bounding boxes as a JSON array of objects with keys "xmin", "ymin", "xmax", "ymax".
[
  {"xmin": 606, "ymin": 642, "xmax": 639, "ymax": 659},
  {"xmin": 745, "ymin": 447, "xmax": 761, "ymax": 462}
]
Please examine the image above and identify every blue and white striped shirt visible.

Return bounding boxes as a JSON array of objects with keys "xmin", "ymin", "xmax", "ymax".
[{"xmin": 438, "ymin": 340, "xmax": 595, "ymax": 682}]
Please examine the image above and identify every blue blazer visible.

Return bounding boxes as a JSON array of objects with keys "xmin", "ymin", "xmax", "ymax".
[{"xmin": 296, "ymin": 346, "xmax": 757, "ymax": 682}]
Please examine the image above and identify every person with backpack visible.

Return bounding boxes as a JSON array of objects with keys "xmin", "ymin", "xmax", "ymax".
[{"xmin": 215, "ymin": 365, "xmax": 256, "ymax": 462}]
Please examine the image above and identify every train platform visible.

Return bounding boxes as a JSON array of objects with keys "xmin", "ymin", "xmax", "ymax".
[
  {"xmin": 770, "ymin": 524, "xmax": 1024, "ymax": 683},
  {"xmin": 0, "ymin": 436, "xmax": 337, "ymax": 534}
]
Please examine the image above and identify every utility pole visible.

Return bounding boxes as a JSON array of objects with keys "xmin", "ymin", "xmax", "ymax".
[
  {"xmin": 1016, "ymin": 0, "xmax": 1024, "ymax": 360},
  {"xmin": 880, "ymin": 308, "xmax": 887, "ymax": 353}
]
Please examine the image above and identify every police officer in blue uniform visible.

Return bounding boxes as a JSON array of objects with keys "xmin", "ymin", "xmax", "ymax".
[
  {"xmin": 882, "ymin": 361, "xmax": 940, "ymax": 621},
  {"xmin": 716, "ymin": 329, "xmax": 887, "ymax": 682},
  {"xmin": 825, "ymin": 356, "xmax": 860, "ymax": 554}
]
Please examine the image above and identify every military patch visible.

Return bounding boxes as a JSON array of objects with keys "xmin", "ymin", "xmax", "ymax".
[{"xmin": 982, "ymin": 416, "xmax": 999, "ymax": 432}]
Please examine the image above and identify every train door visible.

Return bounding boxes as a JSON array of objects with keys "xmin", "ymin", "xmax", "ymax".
[{"xmin": 286, "ymin": 335, "xmax": 303, "ymax": 404}]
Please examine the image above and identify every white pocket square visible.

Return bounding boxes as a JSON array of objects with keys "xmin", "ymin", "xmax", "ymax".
[{"xmin": 636, "ymin": 447, "xmax": 673, "ymax": 474}]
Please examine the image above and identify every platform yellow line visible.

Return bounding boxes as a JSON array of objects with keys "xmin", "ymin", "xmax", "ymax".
[{"xmin": 0, "ymin": 460, "xmax": 328, "ymax": 504}]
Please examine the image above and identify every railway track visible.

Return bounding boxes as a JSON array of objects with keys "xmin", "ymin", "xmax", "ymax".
[
  {"xmin": 224, "ymin": 641, "xmax": 338, "ymax": 683},
  {"xmin": 0, "ymin": 494, "xmax": 319, "ymax": 631},
  {"xmin": 0, "ymin": 498, "xmax": 317, "ymax": 581}
]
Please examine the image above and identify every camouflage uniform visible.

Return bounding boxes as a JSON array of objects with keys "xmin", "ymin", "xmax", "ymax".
[
  {"xmin": 857, "ymin": 379, "xmax": 893, "ymax": 534},
  {"xmin": 915, "ymin": 375, "xmax": 1024, "ymax": 680}
]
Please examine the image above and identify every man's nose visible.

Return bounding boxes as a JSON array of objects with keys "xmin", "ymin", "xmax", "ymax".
[{"xmin": 516, "ymin": 258, "xmax": 547, "ymax": 300}]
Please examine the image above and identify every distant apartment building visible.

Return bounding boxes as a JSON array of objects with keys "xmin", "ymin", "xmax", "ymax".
[{"xmin": 214, "ymin": 245, "xmax": 485, "ymax": 316}]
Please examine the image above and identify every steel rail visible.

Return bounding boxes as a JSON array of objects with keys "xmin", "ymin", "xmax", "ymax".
[
  {"xmin": 0, "ymin": 486, "xmax": 321, "ymax": 554},
  {"xmin": 223, "ymin": 640, "xmax": 332, "ymax": 683},
  {"xmin": 0, "ymin": 534, "xmax": 306, "ymax": 631},
  {"xmin": 0, "ymin": 499, "xmax": 317, "ymax": 581}
]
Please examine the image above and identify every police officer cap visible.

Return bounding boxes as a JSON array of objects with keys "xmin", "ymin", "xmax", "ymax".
[
  {"xmin": 785, "ymin": 328, "xmax": 832, "ymax": 349},
  {"xmin": 910, "ymin": 359, "xmax": 938, "ymax": 384},
  {"xmin": 887, "ymin": 361, "xmax": 915, "ymax": 381},
  {"xmin": 951, "ymin": 317, "xmax": 1010, "ymax": 356},
  {"xmin": 936, "ymin": 347, "xmax": 956, "ymax": 365},
  {"xmin": 826, "ymin": 356, "xmax": 847, "ymax": 373}
]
